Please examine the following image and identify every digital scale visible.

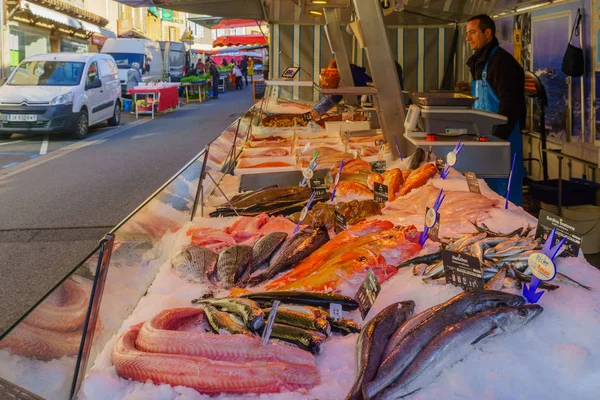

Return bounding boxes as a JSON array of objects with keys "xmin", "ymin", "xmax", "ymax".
[{"xmin": 403, "ymin": 92, "xmax": 512, "ymax": 178}]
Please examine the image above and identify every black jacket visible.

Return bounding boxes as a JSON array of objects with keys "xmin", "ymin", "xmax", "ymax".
[
  {"xmin": 467, "ymin": 38, "xmax": 525, "ymax": 140},
  {"xmin": 209, "ymin": 64, "xmax": 219, "ymax": 78}
]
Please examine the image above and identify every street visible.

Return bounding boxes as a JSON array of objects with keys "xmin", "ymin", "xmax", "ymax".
[{"xmin": 0, "ymin": 90, "xmax": 254, "ymax": 336}]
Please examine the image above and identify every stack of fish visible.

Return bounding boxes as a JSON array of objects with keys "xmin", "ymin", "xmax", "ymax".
[
  {"xmin": 189, "ymin": 292, "xmax": 361, "ymax": 354},
  {"xmin": 346, "ymin": 291, "xmax": 543, "ymax": 400},
  {"xmin": 210, "ymin": 185, "xmax": 330, "ymax": 217},
  {"xmin": 402, "ymin": 222, "xmax": 591, "ymax": 291},
  {"xmin": 173, "ymin": 225, "xmax": 330, "ymax": 288}
]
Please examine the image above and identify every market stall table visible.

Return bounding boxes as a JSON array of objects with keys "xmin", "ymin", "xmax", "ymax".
[
  {"xmin": 182, "ymin": 81, "xmax": 208, "ymax": 103},
  {"xmin": 127, "ymin": 86, "xmax": 180, "ymax": 120}
]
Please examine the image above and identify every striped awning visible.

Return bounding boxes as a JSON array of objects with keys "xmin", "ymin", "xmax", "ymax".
[
  {"xmin": 20, "ymin": 1, "xmax": 103, "ymax": 34},
  {"xmin": 213, "ymin": 35, "xmax": 267, "ymax": 48}
]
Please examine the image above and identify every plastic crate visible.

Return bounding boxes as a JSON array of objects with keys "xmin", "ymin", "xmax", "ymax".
[
  {"xmin": 122, "ymin": 99, "xmax": 132, "ymax": 112},
  {"xmin": 529, "ymin": 179, "xmax": 597, "ymax": 207}
]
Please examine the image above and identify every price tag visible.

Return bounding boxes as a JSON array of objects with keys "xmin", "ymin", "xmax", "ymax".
[
  {"xmin": 442, "ymin": 250, "xmax": 484, "ymax": 291},
  {"xmin": 261, "ymin": 300, "xmax": 281, "ymax": 345},
  {"xmin": 330, "ymin": 303, "xmax": 343, "ymax": 321},
  {"xmin": 464, "ymin": 171, "xmax": 481, "ymax": 194},
  {"xmin": 354, "ymin": 269, "xmax": 382, "ymax": 319},
  {"xmin": 528, "ymin": 253, "xmax": 556, "ymax": 281},
  {"xmin": 446, "ymin": 151, "xmax": 457, "ymax": 166},
  {"xmin": 373, "ymin": 182, "xmax": 389, "ymax": 203},
  {"xmin": 299, "ymin": 206, "xmax": 309, "ymax": 222},
  {"xmin": 334, "ymin": 210, "xmax": 347, "ymax": 234},
  {"xmin": 371, "ymin": 161, "xmax": 387, "ymax": 174},
  {"xmin": 303, "ymin": 167, "xmax": 314, "ymax": 180},
  {"xmin": 534, "ymin": 210, "xmax": 583, "ymax": 257},
  {"xmin": 310, "ymin": 178, "xmax": 326, "ymax": 196},
  {"xmin": 425, "ymin": 207, "xmax": 441, "ymax": 242}
]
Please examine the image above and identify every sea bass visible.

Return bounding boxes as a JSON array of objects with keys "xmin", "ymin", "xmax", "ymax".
[
  {"xmin": 239, "ymin": 232, "xmax": 288, "ymax": 285},
  {"xmin": 172, "ymin": 246, "xmax": 218, "ymax": 282},
  {"xmin": 363, "ymin": 291, "xmax": 525, "ymax": 399},
  {"xmin": 249, "ymin": 225, "xmax": 330, "ymax": 285},
  {"xmin": 216, "ymin": 245, "xmax": 253, "ymax": 288},
  {"xmin": 376, "ymin": 305, "xmax": 543, "ymax": 400},
  {"xmin": 346, "ymin": 301, "xmax": 415, "ymax": 400}
]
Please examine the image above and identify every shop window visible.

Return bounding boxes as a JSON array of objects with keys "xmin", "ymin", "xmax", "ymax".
[
  {"xmin": 9, "ymin": 27, "xmax": 50, "ymax": 70},
  {"xmin": 61, "ymin": 38, "xmax": 89, "ymax": 53}
]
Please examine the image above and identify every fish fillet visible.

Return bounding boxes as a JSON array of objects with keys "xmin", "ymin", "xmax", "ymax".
[
  {"xmin": 114, "ymin": 325, "xmax": 320, "ymax": 395},
  {"xmin": 135, "ymin": 308, "xmax": 317, "ymax": 366}
]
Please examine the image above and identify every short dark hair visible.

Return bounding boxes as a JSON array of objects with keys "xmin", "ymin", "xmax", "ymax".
[{"xmin": 468, "ymin": 14, "xmax": 496, "ymax": 37}]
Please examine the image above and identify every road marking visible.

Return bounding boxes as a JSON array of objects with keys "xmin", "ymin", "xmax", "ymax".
[
  {"xmin": 39, "ymin": 134, "xmax": 49, "ymax": 155},
  {"xmin": 0, "ymin": 140, "xmax": 24, "ymax": 147},
  {"xmin": 132, "ymin": 132, "xmax": 161, "ymax": 139},
  {"xmin": 2, "ymin": 162, "xmax": 20, "ymax": 169},
  {"xmin": 0, "ymin": 118, "xmax": 151, "ymax": 182}
]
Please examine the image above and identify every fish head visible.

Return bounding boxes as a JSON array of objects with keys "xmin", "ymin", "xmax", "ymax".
[
  {"xmin": 466, "ymin": 291, "xmax": 526, "ymax": 315},
  {"xmin": 493, "ymin": 305, "xmax": 544, "ymax": 332}
]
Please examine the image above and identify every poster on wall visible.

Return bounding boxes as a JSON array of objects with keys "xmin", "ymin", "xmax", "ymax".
[{"xmin": 532, "ymin": 13, "xmax": 571, "ymax": 141}]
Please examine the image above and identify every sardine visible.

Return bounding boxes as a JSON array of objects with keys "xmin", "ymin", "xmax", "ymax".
[
  {"xmin": 397, "ymin": 252, "xmax": 442, "ymax": 269},
  {"xmin": 264, "ymin": 305, "xmax": 331, "ymax": 336},
  {"xmin": 192, "ymin": 297, "xmax": 265, "ymax": 331},
  {"xmin": 376, "ymin": 305, "xmax": 543, "ymax": 400},
  {"xmin": 491, "ymin": 234, "xmax": 521, "ymax": 253},
  {"xmin": 486, "ymin": 242, "xmax": 539, "ymax": 259},
  {"xmin": 171, "ymin": 246, "xmax": 217, "ymax": 282},
  {"xmin": 422, "ymin": 260, "xmax": 444, "ymax": 279},
  {"xmin": 346, "ymin": 301, "xmax": 415, "ymax": 400},
  {"xmin": 412, "ymin": 263, "xmax": 428, "ymax": 276},
  {"xmin": 216, "ymin": 245, "xmax": 253, "ymax": 288},
  {"xmin": 199, "ymin": 304, "xmax": 252, "ymax": 335},
  {"xmin": 456, "ymin": 232, "xmax": 488, "ymax": 252},
  {"xmin": 484, "ymin": 266, "xmax": 507, "ymax": 291},
  {"xmin": 363, "ymin": 291, "xmax": 525, "ymax": 399},
  {"xmin": 509, "ymin": 267, "xmax": 560, "ymax": 291},
  {"xmin": 248, "ymin": 225, "xmax": 330, "ymax": 285},
  {"xmin": 470, "ymin": 241, "xmax": 485, "ymax": 265},
  {"xmin": 555, "ymin": 272, "xmax": 592, "ymax": 291},
  {"xmin": 239, "ymin": 232, "xmax": 288, "ymax": 285},
  {"xmin": 261, "ymin": 323, "xmax": 326, "ymax": 354},
  {"xmin": 503, "ymin": 276, "xmax": 522, "ymax": 289},
  {"xmin": 240, "ymin": 291, "xmax": 360, "ymax": 311}
]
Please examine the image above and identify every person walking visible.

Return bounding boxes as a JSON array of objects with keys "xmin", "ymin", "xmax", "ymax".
[
  {"xmin": 248, "ymin": 57, "xmax": 255, "ymax": 83},
  {"xmin": 240, "ymin": 56, "xmax": 248, "ymax": 87},
  {"xmin": 209, "ymin": 61, "xmax": 220, "ymax": 99},
  {"xmin": 233, "ymin": 63, "xmax": 244, "ymax": 90}
]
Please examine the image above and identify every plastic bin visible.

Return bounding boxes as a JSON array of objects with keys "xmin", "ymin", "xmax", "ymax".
[
  {"xmin": 562, "ymin": 205, "xmax": 600, "ymax": 254},
  {"xmin": 529, "ymin": 179, "xmax": 597, "ymax": 207},
  {"xmin": 122, "ymin": 99, "xmax": 132, "ymax": 112}
]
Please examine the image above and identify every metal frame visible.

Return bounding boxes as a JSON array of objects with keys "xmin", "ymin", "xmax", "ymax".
[
  {"xmin": 191, "ymin": 147, "xmax": 211, "ymax": 220},
  {"xmin": 323, "ymin": 8, "xmax": 356, "ymax": 106}
]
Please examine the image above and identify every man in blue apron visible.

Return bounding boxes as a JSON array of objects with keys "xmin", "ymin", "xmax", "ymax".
[{"xmin": 466, "ymin": 14, "xmax": 526, "ymax": 206}]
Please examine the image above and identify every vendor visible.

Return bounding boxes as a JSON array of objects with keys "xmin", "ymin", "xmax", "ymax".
[
  {"xmin": 466, "ymin": 14, "xmax": 525, "ymax": 206},
  {"xmin": 126, "ymin": 62, "xmax": 143, "ymax": 95},
  {"xmin": 310, "ymin": 59, "xmax": 403, "ymax": 120}
]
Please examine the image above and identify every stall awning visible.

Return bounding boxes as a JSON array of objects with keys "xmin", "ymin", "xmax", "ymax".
[
  {"xmin": 213, "ymin": 35, "xmax": 267, "ymax": 48},
  {"xmin": 112, "ymin": 0, "xmax": 265, "ymax": 20},
  {"xmin": 212, "ymin": 19, "xmax": 264, "ymax": 29},
  {"xmin": 18, "ymin": 1, "xmax": 103, "ymax": 34}
]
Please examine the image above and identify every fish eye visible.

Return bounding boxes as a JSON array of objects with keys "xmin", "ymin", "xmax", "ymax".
[
  {"xmin": 518, "ymin": 308, "xmax": 527, "ymax": 317},
  {"xmin": 358, "ymin": 256, "xmax": 367, "ymax": 262},
  {"xmin": 385, "ymin": 235, "xmax": 394, "ymax": 239}
]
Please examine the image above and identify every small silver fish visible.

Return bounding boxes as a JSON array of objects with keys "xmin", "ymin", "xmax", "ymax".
[
  {"xmin": 555, "ymin": 272, "xmax": 592, "ymax": 291},
  {"xmin": 484, "ymin": 266, "xmax": 507, "ymax": 291},
  {"xmin": 422, "ymin": 260, "xmax": 444, "ymax": 279},
  {"xmin": 456, "ymin": 232, "xmax": 488, "ymax": 252},
  {"xmin": 492, "ymin": 235, "xmax": 520, "ymax": 253},
  {"xmin": 422, "ymin": 276, "xmax": 447, "ymax": 285},
  {"xmin": 412, "ymin": 263, "xmax": 428, "ymax": 276},
  {"xmin": 503, "ymin": 276, "xmax": 522, "ymax": 290},
  {"xmin": 470, "ymin": 241, "xmax": 484, "ymax": 264},
  {"xmin": 488, "ymin": 242, "xmax": 539, "ymax": 258}
]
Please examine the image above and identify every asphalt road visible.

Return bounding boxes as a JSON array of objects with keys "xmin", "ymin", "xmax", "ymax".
[{"xmin": 0, "ymin": 89, "xmax": 254, "ymax": 336}]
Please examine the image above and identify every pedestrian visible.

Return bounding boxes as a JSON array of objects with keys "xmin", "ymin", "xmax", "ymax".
[
  {"xmin": 221, "ymin": 58, "xmax": 228, "ymax": 67},
  {"xmin": 209, "ymin": 61, "xmax": 219, "ymax": 99},
  {"xmin": 248, "ymin": 57, "xmax": 255, "ymax": 83},
  {"xmin": 466, "ymin": 14, "xmax": 525, "ymax": 205},
  {"xmin": 240, "ymin": 56, "xmax": 248, "ymax": 87},
  {"xmin": 233, "ymin": 63, "xmax": 243, "ymax": 90}
]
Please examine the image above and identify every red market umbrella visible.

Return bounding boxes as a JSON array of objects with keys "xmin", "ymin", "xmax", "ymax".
[
  {"xmin": 213, "ymin": 35, "xmax": 267, "ymax": 48},
  {"xmin": 211, "ymin": 19, "xmax": 263, "ymax": 29}
]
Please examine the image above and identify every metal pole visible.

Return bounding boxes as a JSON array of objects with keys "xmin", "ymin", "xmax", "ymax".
[
  {"xmin": 352, "ymin": 0, "xmax": 406, "ymax": 158},
  {"xmin": 323, "ymin": 8, "xmax": 356, "ymax": 106},
  {"xmin": 0, "ymin": 0, "xmax": 6, "ymax": 83}
]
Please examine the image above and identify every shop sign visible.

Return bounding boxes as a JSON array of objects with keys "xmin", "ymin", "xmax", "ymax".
[
  {"xmin": 464, "ymin": 171, "xmax": 481, "ymax": 194},
  {"xmin": 442, "ymin": 250, "xmax": 484, "ymax": 291},
  {"xmin": 355, "ymin": 269, "xmax": 381, "ymax": 319},
  {"xmin": 523, "ymin": 228, "xmax": 565, "ymax": 303},
  {"xmin": 373, "ymin": 182, "xmax": 389, "ymax": 203},
  {"xmin": 91, "ymin": 34, "xmax": 106, "ymax": 47},
  {"xmin": 310, "ymin": 177, "xmax": 326, "ymax": 197},
  {"xmin": 534, "ymin": 210, "xmax": 582, "ymax": 257},
  {"xmin": 334, "ymin": 210, "xmax": 347, "ymax": 234},
  {"xmin": 161, "ymin": 9, "xmax": 173, "ymax": 21}
]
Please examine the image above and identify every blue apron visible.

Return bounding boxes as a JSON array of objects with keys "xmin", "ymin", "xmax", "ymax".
[{"xmin": 472, "ymin": 46, "xmax": 524, "ymax": 206}]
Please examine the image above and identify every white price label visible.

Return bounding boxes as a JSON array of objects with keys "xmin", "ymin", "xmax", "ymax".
[
  {"xmin": 299, "ymin": 206, "xmax": 309, "ymax": 222},
  {"xmin": 446, "ymin": 151, "xmax": 457, "ymax": 167},
  {"xmin": 425, "ymin": 208, "xmax": 438, "ymax": 228},
  {"xmin": 303, "ymin": 168, "xmax": 314, "ymax": 180},
  {"xmin": 528, "ymin": 253, "xmax": 556, "ymax": 281},
  {"xmin": 330, "ymin": 303, "xmax": 343, "ymax": 321}
]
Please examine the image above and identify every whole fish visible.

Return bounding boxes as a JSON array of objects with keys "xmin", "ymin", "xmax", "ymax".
[
  {"xmin": 345, "ymin": 301, "xmax": 415, "ymax": 400},
  {"xmin": 422, "ymin": 260, "xmax": 444, "ymax": 279},
  {"xmin": 485, "ymin": 242, "xmax": 539, "ymax": 259},
  {"xmin": 261, "ymin": 323, "xmax": 327, "ymax": 354},
  {"xmin": 216, "ymin": 245, "xmax": 253, "ymax": 288},
  {"xmin": 398, "ymin": 163, "xmax": 437, "ymax": 196},
  {"xmin": 199, "ymin": 304, "xmax": 252, "ymax": 335},
  {"xmin": 192, "ymin": 297, "xmax": 265, "ymax": 331},
  {"xmin": 555, "ymin": 272, "xmax": 592, "ymax": 291},
  {"xmin": 249, "ymin": 225, "xmax": 330, "ymax": 285},
  {"xmin": 470, "ymin": 241, "xmax": 485, "ymax": 264},
  {"xmin": 484, "ymin": 266, "xmax": 507, "ymax": 291},
  {"xmin": 240, "ymin": 291, "xmax": 360, "ymax": 311},
  {"xmin": 376, "ymin": 305, "xmax": 543, "ymax": 400},
  {"xmin": 172, "ymin": 246, "xmax": 218, "ymax": 282},
  {"xmin": 476, "ymin": 236, "xmax": 510, "ymax": 249},
  {"xmin": 239, "ymin": 232, "xmax": 288, "ymax": 285},
  {"xmin": 264, "ymin": 305, "xmax": 331, "ymax": 336},
  {"xmin": 490, "ymin": 234, "xmax": 521, "ymax": 253},
  {"xmin": 363, "ymin": 291, "xmax": 525, "ymax": 399},
  {"xmin": 455, "ymin": 232, "xmax": 488, "ymax": 252},
  {"xmin": 397, "ymin": 252, "xmax": 442, "ymax": 269},
  {"xmin": 508, "ymin": 267, "xmax": 560, "ymax": 291},
  {"xmin": 302, "ymin": 306, "xmax": 361, "ymax": 335}
]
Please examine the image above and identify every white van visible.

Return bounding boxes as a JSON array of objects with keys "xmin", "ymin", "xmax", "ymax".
[
  {"xmin": 159, "ymin": 41, "xmax": 186, "ymax": 82},
  {"xmin": 0, "ymin": 53, "xmax": 121, "ymax": 139},
  {"xmin": 101, "ymin": 39, "xmax": 164, "ymax": 94}
]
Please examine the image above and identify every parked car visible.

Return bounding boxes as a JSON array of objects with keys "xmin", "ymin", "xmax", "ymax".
[
  {"xmin": 159, "ymin": 41, "xmax": 186, "ymax": 82},
  {"xmin": 101, "ymin": 38, "xmax": 164, "ymax": 95},
  {"xmin": 0, "ymin": 53, "xmax": 121, "ymax": 140}
]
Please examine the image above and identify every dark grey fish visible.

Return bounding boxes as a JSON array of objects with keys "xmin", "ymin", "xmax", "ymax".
[
  {"xmin": 397, "ymin": 252, "xmax": 442, "ymax": 269},
  {"xmin": 192, "ymin": 297, "xmax": 265, "ymax": 331},
  {"xmin": 239, "ymin": 232, "xmax": 288, "ymax": 285},
  {"xmin": 172, "ymin": 246, "xmax": 217, "ymax": 282},
  {"xmin": 377, "ymin": 305, "xmax": 543, "ymax": 400},
  {"xmin": 248, "ymin": 225, "xmax": 330, "ymax": 285},
  {"xmin": 199, "ymin": 304, "xmax": 253, "ymax": 335},
  {"xmin": 216, "ymin": 245, "xmax": 253, "ymax": 288},
  {"xmin": 345, "ymin": 301, "xmax": 415, "ymax": 400},
  {"xmin": 260, "ymin": 323, "xmax": 327, "ymax": 354},
  {"xmin": 264, "ymin": 304, "xmax": 331, "ymax": 336},
  {"xmin": 364, "ymin": 291, "xmax": 525, "ymax": 399}
]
